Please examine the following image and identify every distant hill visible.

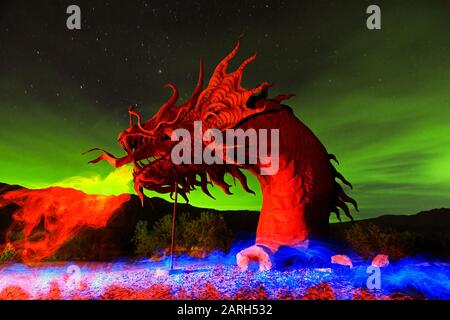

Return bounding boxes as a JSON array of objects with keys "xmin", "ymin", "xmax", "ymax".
[
  {"xmin": 1, "ymin": 182, "xmax": 449, "ymax": 260},
  {"xmin": 331, "ymin": 208, "xmax": 450, "ymax": 233}
]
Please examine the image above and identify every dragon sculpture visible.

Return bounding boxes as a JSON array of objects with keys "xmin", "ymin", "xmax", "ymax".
[{"xmin": 87, "ymin": 41, "xmax": 357, "ymax": 270}]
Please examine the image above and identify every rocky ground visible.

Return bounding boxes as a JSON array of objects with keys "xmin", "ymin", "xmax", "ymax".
[{"xmin": 1, "ymin": 258, "xmax": 448, "ymax": 300}]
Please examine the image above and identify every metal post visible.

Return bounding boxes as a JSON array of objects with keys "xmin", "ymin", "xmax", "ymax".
[{"xmin": 170, "ymin": 183, "xmax": 178, "ymax": 270}]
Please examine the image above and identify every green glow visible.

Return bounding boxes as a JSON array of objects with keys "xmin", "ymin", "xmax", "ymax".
[{"xmin": 0, "ymin": 1, "xmax": 449, "ymax": 221}]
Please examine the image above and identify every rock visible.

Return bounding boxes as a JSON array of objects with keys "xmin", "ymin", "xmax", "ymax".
[
  {"xmin": 371, "ymin": 254, "xmax": 389, "ymax": 267},
  {"xmin": 331, "ymin": 254, "xmax": 353, "ymax": 268},
  {"xmin": 236, "ymin": 245, "xmax": 272, "ymax": 272}
]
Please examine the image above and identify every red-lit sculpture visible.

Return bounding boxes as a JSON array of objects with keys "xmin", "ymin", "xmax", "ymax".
[{"xmin": 88, "ymin": 41, "xmax": 357, "ymax": 269}]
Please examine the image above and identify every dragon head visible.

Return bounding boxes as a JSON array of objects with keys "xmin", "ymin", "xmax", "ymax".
[{"xmin": 87, "ymin": 41, "xmax": 289, "ymax": 205}]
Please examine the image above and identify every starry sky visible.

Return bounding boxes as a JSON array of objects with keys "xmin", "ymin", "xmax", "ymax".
[{"xmin": 0, "ymin": 0, "xmax": 449, "ymax": 220}]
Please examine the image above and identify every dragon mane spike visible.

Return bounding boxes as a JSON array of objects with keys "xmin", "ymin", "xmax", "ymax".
[
  {"xmin": 331, "ymin": 165, "xmax": 353, "ymax": 189},
  {"xmin": 336, "ymin": 199, "xmax": 353, "ymax": 221},
  {"xmin": 154, "ymin": 83, "xmax": 179, "ymax": 122},
  {"xmin": 330, "ymin": 159, "xmax": 357, "ymax": 221},
  {"xmin": 208, "ymin": 171, "xmax": 233, "ymax": 195},
  {"xmin": 128, "ymin": 105, "xmax": 134, "ymax": 128},
  {"xmin": 273, "ymin": 94, "xmax": 295, "ymax": 103},
  {"xmin": 329, "ymin": 154, "xmax": 340, "ymax": 165},
  {"xmin": 199, "ymin": 173, "xmax": 215, "ymax": 199},
  {"xmin": 340, "ymin": 191, "xmax": 359, "ymax": 212},
  {"xmin": 237, "ymin": 53, "xmax": 257, "ymax": 74},
  {"xmin": 335, "ymin": 183, "xmax": 358, "ymax": 211},
  {"xmin": 229, "ymin": 167, "xmax": 255, "ymax": 195},
  {"xmin": 208, "ymin": 40, "xmax": 241, "ymax": 87},
  {"xmin": 332, "ymin": 207, "xmax": 342, "ymax": 222},
  {"xmin": 189, "ymin": 57, "xmax": 204, "ymax": 102},
  {"xmin": 249, "ymin": 82, "xmax": 273, "ymax": 96},
  {"xmin": 336, "ymin": 172, "xmax": 353, "ymax": 189},
  {"xmin": 183, "ymin": 57, "xmax": 204, "ymax": 113}
]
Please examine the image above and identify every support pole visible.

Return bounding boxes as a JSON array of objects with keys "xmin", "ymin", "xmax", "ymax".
[{"xmin": 170, "ymin": 183, "xmax": 178, "ymax": 270}]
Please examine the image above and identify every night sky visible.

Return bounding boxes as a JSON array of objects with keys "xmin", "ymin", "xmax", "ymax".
[{"xmin": 1, "ymin": 0, "xmax": 449, "ymax": 220}]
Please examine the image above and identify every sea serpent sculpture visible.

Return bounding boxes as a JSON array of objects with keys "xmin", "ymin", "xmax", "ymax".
[{"xmin": 87, "ymin": 41, "xmax": 357, "ymax": 270}]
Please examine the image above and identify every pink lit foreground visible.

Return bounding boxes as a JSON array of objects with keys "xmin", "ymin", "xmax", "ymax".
[{"xmin": 1, "ymin": 253, "xmax": 448, "ymax": 300}]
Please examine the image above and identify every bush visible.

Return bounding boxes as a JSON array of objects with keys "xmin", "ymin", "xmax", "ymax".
[
  {"xmin": 184, "ymin": 212, "xmax": 232, "ymax": 252},
  {"xmin": 132, "ymin": 220, "xmax": 154, "ymax": 257},
  {"xmin": 132, "ymin": 211, "xmax": 233, "ymax": 258},
  {"xmin": 344, "ymin": 223, "xmax": 414, "ymax": 259},
  {"xmin": 132, "ymin": 214, "xmax": 187, "ymax": 256}
]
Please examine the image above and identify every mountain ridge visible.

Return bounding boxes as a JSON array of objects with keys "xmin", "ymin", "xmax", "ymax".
[{"xmin": 1, "ymin": 182, "xmax": 449, "ymax": 260}]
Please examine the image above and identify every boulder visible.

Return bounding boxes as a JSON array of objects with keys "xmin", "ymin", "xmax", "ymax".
[
  {"xmin": 371, "ymin": 254, "xmax": 389, "ymax": 267},
  {"xmin": 236, "ymin": 245, "xmax": 272, "ymax": 272},
  {"xmin": 331, "ymin": 254, "xmax": 353, "ymax": 268}
]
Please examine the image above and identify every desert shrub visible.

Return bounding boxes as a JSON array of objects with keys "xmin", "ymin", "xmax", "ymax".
[
  {"xmin": 132, "ymin": 211, "xmax": 233, "ymax": 258},
  {"xmin": 132, "ymin": 214, "xmax": 190, "ymax": 257},
  {"xmin": 344, "ymin": 223, "xmax": 414, "ymax": 259},
  {"xmin": 0, "ymin": 243, "xmax": 16, "ymax": 263},
  {"xmin": 132, "ymin": 220, "xmax": 154, "ymax": 257},
  {"xmin": 184, "ymin": 212, "xmax": 232, "ymax": 252}
]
